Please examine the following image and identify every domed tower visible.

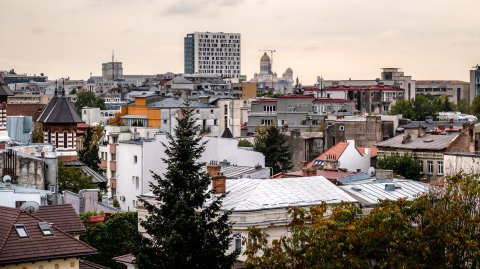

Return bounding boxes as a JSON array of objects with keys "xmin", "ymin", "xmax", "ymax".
[
  {"xmin": 260, "ymin": 52, "xmax": 272, "ymax": 75},
  {"xmin": 37, "ymin": 81, "xmax": 84, "ymax": 161}
]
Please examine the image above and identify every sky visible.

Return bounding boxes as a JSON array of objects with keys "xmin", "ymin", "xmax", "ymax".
[{"xmin": 1, "ymin": 0, "xmax": 479, "ymax": 84}]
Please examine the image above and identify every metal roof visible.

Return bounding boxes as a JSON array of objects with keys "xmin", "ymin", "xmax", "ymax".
[
  {"xmin": 220, "ymin": 176, "xmax": 358, "ymax": 212},
  {"xmin": 376, "ymin": 133, "xmax": 458, "ymax": 150},
  {"xmin": 339, "ymin": 179, "xmax": 429, "ymax": 206},
  {"xmin": 37, "ymin": 94, "xmax": 83, "ymax": 124},
  {"xmin": 0, "ymin": 74, "xmax": 15, "ymax": 96},
  {"xmin": 148, "ymin": 98, "xmax": 216, "ymax": 108}
]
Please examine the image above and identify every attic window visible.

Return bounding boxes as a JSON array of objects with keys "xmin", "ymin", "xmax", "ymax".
[
  {"xmin": 38, "ymin": 222, "xmax": 53, "ymax": 236},
  {"xmin": 14, "ymin": 224, "xmax": 28, "ymax": 238}
]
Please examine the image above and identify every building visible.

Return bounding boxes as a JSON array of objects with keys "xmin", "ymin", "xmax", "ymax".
[
  {"xmin": 0, "ymin": 206, "xmax": 96, "ymax": 268},
  {"xmin": 37, "ymin": 87, "xmax": 84, "ymax": 161},
  {"xmin": 0, "ymin": 70, "xmax": 48, "ymax": 84},
  {"xmin": 0, "ymin": 73, "xmax": 15, "ymax": 146},
  {"xmin": 7, "ymin": 116, "xmax": 32, "ymax": 143},
  {"xmin": 184, "ymin": 32, "xmax": 241, "ymax": 78},
  {"xmin": 376, "ymin": 124, "xmax": 475, "ymax": 181},
  {"xmin": 470, "ymin": 64, "xmax": 480, "ymax": 102},
  {"xmin": 81, "ymin": 107, "xmax": 119, "ymax": 125},
  {"xmin": 115, "ymin": 134, "xmax": 265, "ymax": 211},
  {"xmin": 415, "ymin": 80, "xmax": 471, "ymax": 104},
  {"xmin": 0, "ymin": 180, "xmax": 51, "ymax": 208},
  {"xmin": 443, "ymin": 152, "xmax": 480, "ymax": 176},
  {"xmin": 210, "ymin": 98, "xmax": 247, "ymax": 137},
  {"xmin": 249, "ymin": 53, "xmax": 294, "ymax": 94}
]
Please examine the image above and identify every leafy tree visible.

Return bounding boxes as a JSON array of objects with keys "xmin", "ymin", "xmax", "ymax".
[
  {"xmin": 238, "ymin": 139, "xmax": 253, "ymax": 147},
  {"xmin": 75, "ymin": 91, "xmax": 106, "ymax": 113},
  {"xmin": 471, "ymin": 95, "xmax": 480, "ymax": 118},
  {"xmin": 70, "ymin": 88, "xmax": 77, "ymax": 95},
  {"xmin": 32, "ymin": 123, "xmax": 44, "ymax": 143},
  {"xmin": 245, "ymin": 173, "xmax": 480, "ymax": 268},
  {"xmin": 58, "ymin": 161, "xmax": 95, "ymax": 193},
  {"xmin": 254, "ymin": 126, "xmax": 293, "ymax": 174},
  {"xmin": 377, "ymin": 153, "xmax": 422, "ymax": 180},
  {"xmin": 80, "ymin": 212, "xmax": 140, "ymax": 269},
  {"xmin": 390, "ymin": 95, "xmax": 441, "ymax": 120},
  {"xmin": 390, "ymin": 99, "xmax": 415, "ymax": 119},
  {"xmin": 79, "ymin": 127, "xmax": 102, "ymax": 173},
  {"xmin": 134, "ymin": 102, "xmax": 238, "ymax": 268},
  {"xmin": 457, "ymin": 98, "xmax": 470, "ymax": 114}
]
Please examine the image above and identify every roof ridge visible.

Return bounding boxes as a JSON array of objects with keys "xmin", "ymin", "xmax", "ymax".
[{"xmin": 0, "ymin": 207, "xmax": 22, "ymax": 255}]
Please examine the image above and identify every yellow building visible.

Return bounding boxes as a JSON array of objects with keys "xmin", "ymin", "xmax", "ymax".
[
  {"xmin": 110, "ymin": 96, "xmax": 161, "ymax": 127},
  {"xmin": 241, "ymin": 82, "xmax": 257, "ymax": 101}
]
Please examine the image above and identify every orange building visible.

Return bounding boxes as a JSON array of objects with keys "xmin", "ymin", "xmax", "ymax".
[{"xmin": 109, "ymin": 96, "xmax": 161, "ymax": 127}]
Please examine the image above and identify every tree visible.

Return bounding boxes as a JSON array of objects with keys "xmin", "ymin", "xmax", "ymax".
[
  {"xmin": 245, "ymin": 173, "xmax": 480, "ymax": 268},
  {"xmin": 377, "ymin": 153, "xmax": 422, "ymax": 180},
  {"xmin": 471, "ymin": 95, "xmax": 480, "ymax": 118},
  {"xmin": 58, "ymin": 161, "xmax": 95, "ymax": 193},
  {"xmin": 134, "ymin": 101, "xmax": 238, "ymax": 268},
  {"xmin": 32, "ymin": 123, "xmax": 44, "ymax": 143},
  {"xmin": 80, "ymin": 212, "xmax": 140, "ymax": 269},
  {"xmin": 390, "ymin": 99, "xmax": 415, "ymax": 119},
  {"xmin": 254, "ymin": 126, "xmax": 293, "ymax": 174},
  {"xmin": 79, "ymin": 127, "xmax": 102, "ymax": 173},
  {"xmin": 238, "ymin": 139, "xmax": 253, "ymax": 147},
  {"xmin": 75, "ymin": 91, "xmax": 106, "ymax": 113},
  {"xmin": 457, "ymin": 98, "xmax": 470, "ymax": 114},
  {"xmin": 390, "ymin": 95, "xmax": 441, "ymax": 120}
]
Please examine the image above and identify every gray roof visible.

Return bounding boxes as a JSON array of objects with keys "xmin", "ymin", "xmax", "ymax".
[
  {"xmin": 220, "ymin": 176, "xmax": 358, "ymax": 212},
  {"xmin": 37, "ymin": 93, "xmax": 83, "ymax": 124},
  {"xmin": 339, "ymin": 178, "xmax": 429, "ymax": 206},
  {"xmin": 149, "ymin": 98, "xmax": 216, "ymax": 108},
  {"xmin": 219, "ymin": 166, "xmax": 270, "ymax": 179},
  {"xmin": 0, "ymin": 74, "xmax": 14, "ymax": 96},
  {"xmin": 81, "ymin": 166, "xmax": 107, "ymax": 184},
  {"xmin": 399, "ymin": 121, "xmax": 465, "ymax": 132},
  {"xmin": 119, "ymin": 138, "xmax": 155, "ymax": 145},
  {"xmin": 170, "ymin": 76, "xmax": 193, "ymax": 84},
  {"xmin": 376, "ymin": 134, "xmax": 458, "ymax": 150}
]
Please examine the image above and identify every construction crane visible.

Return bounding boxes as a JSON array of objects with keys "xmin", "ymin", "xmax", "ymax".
[{"xmin": 259, "ymin": 49, "xmax": 276, "ymax": 65}]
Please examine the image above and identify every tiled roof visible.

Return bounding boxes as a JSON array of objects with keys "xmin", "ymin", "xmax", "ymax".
[
  {"xmin": 307, "ymin": 142, "xmax": 348, "ymax": 168},
  {"xmin": 113, "ymin": 253, "xmax": 135, "ymax": 264},
  {"xmin": 283, "ymin": 169, "xmax": 357, "ymax": 180},
  {"xmin": 0, "ymin": 74, "xmax": 14, "ymax": 96},
  {"xmin": 148, "ymin": 98, "xmax": 216, "ymax": 108},
  {"xmin": 80, "ymin": 260, "xmax": 111, "ymax": 269},
  {"xmin": 0, "ymin": 206, "xmax": 95, "ymax": 265},
  {"xmin": 7, "ymin": 104, "xmax": 46, "ymax": 119},
  {"xmin": 252, "ymin": 99, "xmax": 277, "ymax": 103},
  {"xmin": 36, "ymin": 204, "xmax": 86, "ymax": 235},
  {"xmin": 376, "ymin": 134, "xmax": 459, "ymax": 150},
  {"xmin": 37, "ymin": 94, "xmax": 83, "ymax": 124},
  {"xmin": 357, "ymin": 146, "xmax": 378, "ymax": 157}
]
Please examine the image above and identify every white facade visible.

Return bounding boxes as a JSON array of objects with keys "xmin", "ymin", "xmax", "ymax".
[
  {"xmin": 159, "ymin": 107, "xmax": 220, "ymax": 136},
  {"xmin": 115, "ymin": 135, "xmax": 265, "ymax": 211},
  {"xmin": 81, "ymin": 107, "xmax": 119, "ymax": 125},
  {"xmin": 444, "ymin": 153, "xmax": 480, "ymax": 176},
  {"xmin": 337, "ymin": 140, "xmax": 372, "ymax": 173},
  {"xmin": 215, "ymin": 99, "xmax": 246, "ymax": 137},
  {"xmin": 0, "ymin": 187, "xmax": 51, "ymax": 208},
  {"xmin": 190, "ymin": 32, "xmax": 241, "ymax": 78}
]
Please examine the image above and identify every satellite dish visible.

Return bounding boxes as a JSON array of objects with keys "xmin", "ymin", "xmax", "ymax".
[
  {"xmin": 2, "ymin": 175, "xmax": 12, "ymax": 187},
  {"xmin": 367, "ymin": 167, "xmax": 376, "ymax": 177},
  {"xmin": 21, "ymin": 201, "xmax": 40, "ymax": 214}
]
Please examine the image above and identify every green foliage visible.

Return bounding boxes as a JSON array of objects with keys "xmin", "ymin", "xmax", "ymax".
[
  {"xmin": 79, "ymin": 211, "xmax": 100, "ymax": 222},
  {"xmin": 79, "ymin": 127, "xmax": 102, "ymax": 173},
  {"xmin": 245, "ymin": 173, "xmax": 480, "ymax": 268},
  {"xmin": 75, "ymin": 91, "xmax": 106, "ymax": 113},
  {"xmin": 238, "ymin": 139, "xmax": 253, "ymax": 147},
  {"xmin": 457, "ymin": 98, "xmax": 470, "ymax": 114},
  {"xmin": 377, "ymin": 153, "xmax": 422, "ymax": 180},
  {"xmin": 390, "ymin": 99, "xmax": 416, "ymax": 119},
  {"xmin": 32, "ymin": 123, "xmax": 44, "ymax": 143},
  {"xmin": 471, "ymin": 95, "xmax": 480, "ymax": 118},
  {"xmin": 80, "ymin": 212, "xmax": 139, "ymax": 269},
  {"xmin": 70, "ymin": 88, "xmax": 77, "ymax": 95},
  {"xmin": 113, "ymin": 198, "xmax": 120, "ymax": 208},
  {"xmin": 135, "ymin": 101, "xmax": 237, "ymax": 268},
  {"xmin": 254, "ymin": 126, "xmax": 293, "ymax": 174},
  {"xmin": 58, "ymin": 161, "xmax": 95, "ymax": 193},
  {"xmin": 390, "ymin": 94, "xmax": 444, "ymax": 120}
]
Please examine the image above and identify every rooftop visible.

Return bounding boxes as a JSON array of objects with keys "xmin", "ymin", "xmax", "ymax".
[
  {"xmin": 36, "ymin": 204, "xmax": 86, "ymax": 234},
  {"xmin": 325, "ymin": 85, "xmax": 404, "ymax": 91},
  {"xmin": 37, "ymin": 91, "xmax": 83, "ymax": 124},
  {"xmin": 376, "ymin": 133, "xmax": 459, "ymax": 150},
  {"xmin": 149, "ymin": 98, "xmax": 216, "ymax": 108}
]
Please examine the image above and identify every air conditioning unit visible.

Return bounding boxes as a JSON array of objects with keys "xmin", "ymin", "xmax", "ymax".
[{"xmin": 119, "ymin": 196, "xmax": 125, "ymax": 201}]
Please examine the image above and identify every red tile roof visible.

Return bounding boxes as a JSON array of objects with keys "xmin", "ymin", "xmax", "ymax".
[
  {"xmin": 36, "ymin": 204, "xmax": 86, "ymax": 235},
  {"xmin": 324, "ymin": 85, "xmax": 403, "ymax": 91},
  {"xmin": 252, "ymin": 99, "xmax": 277, "ymax": 103},
  {"xmin": 7, "ymin": 104, "xmax": 46, "ymax": 120},
  {"xmin": 307, "ymin": 142, "xmax": 349, "ymax": 169},
  {"xmin": 0, "ymin": 206, "xmax": 96, "ymax": 265},
  {"xmin": 313, "ymin": 98, "xmax": 352, "ymax": 103},
  {"xmin": 357, "ymin": 146, "xmax": 378, "ymax": 157}
]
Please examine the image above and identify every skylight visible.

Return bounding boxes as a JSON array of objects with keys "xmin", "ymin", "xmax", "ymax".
[
  {"xmin": 38, "ymin": 222, "xmax": 53, "ymax": 236},
  {"xmin": 14, "ymin": 224, "xmax": 28, "ymax": 238}
]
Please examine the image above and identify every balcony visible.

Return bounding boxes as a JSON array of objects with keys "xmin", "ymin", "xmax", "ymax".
[
  {"xmin": 110, "ymin": 161, "xmax": 116, "ymax": 172},
  {"xmin": 109, "ymin": 144, "xmax": 117, "ymax": 154},
  {"xmin": 100, "ymin": 160, "xmax": 107, "ymax": 168},
  {"xmin": 109, "ymin": 178, "xmax": 116, "ymax": 189}
]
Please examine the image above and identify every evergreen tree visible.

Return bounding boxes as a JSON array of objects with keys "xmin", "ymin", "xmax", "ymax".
[
  {"xmin": 135, "ymin": 102, "xmax": 237, "ymax": 268},
  {"xmin": 79, "ymin": 127, "xmax": 101, "ymax": 173},
  {"xmin": 254, "ymin": 126, "xmax": 293, "ymax": 174}
]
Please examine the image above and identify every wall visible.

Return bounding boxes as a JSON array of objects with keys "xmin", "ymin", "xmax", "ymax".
[
  {"xmin": 444, "ymin": 153, "xmax": 480, "ymax": 176},
  {"xmin": 0, "ymin": 190, "xmax": 43, "ymax": 207},
  {"xmin": 116, "ymin": 142, "xmax": 144, "ymax": 211},
  {"xmin": 337, "ymin": 140, "xmax": 371, "ymax": 172},
  {"xmin": 63, "ymin": 190, "xmax": 120, "ymax": 214},
  {"xmin": 1, "ymin": 258, "xmax": 80, "ymax": 269},
  {"xmin": 0, "ymin": 152, "xmax": 45, "ymax": 189}
]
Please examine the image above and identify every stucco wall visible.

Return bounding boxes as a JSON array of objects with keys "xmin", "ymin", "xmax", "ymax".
[{"xmin": 2, "ymin": 258, "xmax": 79, "ymax": 269}]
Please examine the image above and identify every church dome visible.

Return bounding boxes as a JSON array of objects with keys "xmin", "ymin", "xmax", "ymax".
[
  {"xmin": 87, "ymin": 77, "xmax": 95, "ymax": 84},
  {"xmin": 260, "ymin": 52, "xmax": 270, "ymax": 63},
  {"xmin": 285, "ymin": 67, "xmax": 293, "ymax": 75}
]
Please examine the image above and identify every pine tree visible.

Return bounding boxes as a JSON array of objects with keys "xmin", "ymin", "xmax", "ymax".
[
  {"xmin": 135, "ymin": 102, "xmax": 238, "ymax": 269},
  {"xmin": 79, "ymin": 127, "xmax": 101, "ymax": 173},
  {"xmin": 254, "ymin": 126, "xmax": 293, "ymax": 174}
]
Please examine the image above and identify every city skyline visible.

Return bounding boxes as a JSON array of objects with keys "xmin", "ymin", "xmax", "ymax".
[{"xmin": 1, "ymin": 0, "xmax": 479, "ymax": 83}]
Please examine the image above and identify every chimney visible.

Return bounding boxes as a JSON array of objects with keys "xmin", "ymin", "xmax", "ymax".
[
  {"xmin": 212, "ymin": 173, "xmax": 226, "ymax": 194},
  {"xmin": 417, "ymin": 127, "xmax": 426, "ymax": 138},
  {"xmin": 323, "ymin": 154, "xmax": 339, "ymax": 170},
  {"xmin": 438, "ymin": 125, "xmax": 445, "ymax": 132},
  {"xmin": 207, "ymin": 161, "xmax": 221, "ymax": 177}
]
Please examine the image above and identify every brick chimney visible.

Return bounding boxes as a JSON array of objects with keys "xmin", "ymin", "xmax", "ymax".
[
  {"xmin": 207, "ymin": 161, "xmax": 221, "ymax": 177},
  {"xmin": 212, "ymin": 173, "xmax": 226, "ymax": 194}
]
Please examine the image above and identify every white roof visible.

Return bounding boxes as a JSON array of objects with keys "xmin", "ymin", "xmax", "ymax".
[
  {"xmin": 221, "ymin": 176, "xmax": 357, "ymax": 211},
  {"xmin": 339, "ymin": 179, "xmax": 429, "ymax": 206}
]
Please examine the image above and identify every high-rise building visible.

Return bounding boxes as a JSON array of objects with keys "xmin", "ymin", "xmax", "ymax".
[
  {"xmin": 184, "ymin": 32, "xmax": 241, "ymax": 78},
  {"xmin": 470, "ymin": 64, "xmax": 480, "ymax": 103}
]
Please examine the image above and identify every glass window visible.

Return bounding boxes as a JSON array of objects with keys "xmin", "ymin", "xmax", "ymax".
[
  {"xmin": 438, "ymin": 161, "xmax": 444, "ymax": 175},
  {"xmin": 135, "ymin": 177, "xmax": 139, "ymax": 189},
  {"xmin": 38, "ymin": 222, "xmax": 53, "ymax": 236},
  {"xmin": 234, "ymin": 237, "xmax": 242, "ymax": 252},
  {"xmin": 134, "ymin": 155, "xmax": 138, "ymax": 163},
  {"xmin": 427, "ymin": 160, "xmax": 433, "ymax": 174},
  {"xmin": 14, "ymin": 224, "xmax": 28, "ymax": 238}
]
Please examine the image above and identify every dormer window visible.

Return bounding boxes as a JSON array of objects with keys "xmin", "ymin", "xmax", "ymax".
[
  {"xmin": 14, "ymin": 224, "xmax": 28, "ymax": 238},
  {"xmin": 38, "ymin": 222, "xmax": 53, "ymax": 236}
]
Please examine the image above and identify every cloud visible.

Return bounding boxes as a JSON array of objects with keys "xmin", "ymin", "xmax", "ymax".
[
  {"xmin": 449, "ymin": 36, "xmax": 480, "ymax": 46},
  {"xmin": 219, "ymin": 0, "xmax": 242, "ymax": 7},
  {"xmin": 30, "ymin": 27, "xmax": 46, "ymax": 34},
  {"xmin": 163, "ymin": 0, "xmax": 202, "ymax": 15}
]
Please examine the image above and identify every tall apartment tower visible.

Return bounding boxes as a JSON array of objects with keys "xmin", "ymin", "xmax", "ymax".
[
  {"xmin": 184, "ymin": 32, "xmax": 241, "ymax": 78},
  {"xmin": 470, "ymin": 65, "xmax": 480, "ymax": 103}
]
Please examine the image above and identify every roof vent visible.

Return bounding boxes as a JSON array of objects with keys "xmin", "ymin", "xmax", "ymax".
[
  {"xmin": 423, "ymin": 139, "xmax": 434, "ymax": 143},
  {"xmin": 385, "ymin": 183, "xmax": 396, "ymax": 191},
  {"xmin": 352, "ymin": 186, "xmax": 362, "ymax": 192}
]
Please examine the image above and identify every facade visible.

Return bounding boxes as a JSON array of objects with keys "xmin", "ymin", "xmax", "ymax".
[
  {"xmin": 115, "ymin": 134, "xmax": 265, "ymax": 211},
  {"xmin": 184, "ymin": 32, "xmax": 241, "ymax": 78},
  {"xmin": 444, "ymin": 152, "xmax": 480, "ymax": 176},
  {"xmin": 249, "ymin": 53, "xmax": 294, "ymax": 94},
  {"xmin": 471, "ymin": 65, "xmax": 480, "ymax": 102},
  {"xmin": 0, "ymin": 74, "xmax": 15, "ymax": 146},
  {"xmin": 81, "ymin": 107, "xmax": 119, "ymax": 125},
  {"xmin": 415, "ymin": 80, "xmax": 471, "ymax": 104},
  {"xmin": 376, "ymin": 124, "xmax": 475, "ymax": 181},
  {"xmin": 211, "ymin": 98, "xmax": 247, "ymax": 137}
]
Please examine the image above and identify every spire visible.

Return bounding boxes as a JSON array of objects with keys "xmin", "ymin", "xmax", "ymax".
[
  {"xmin": 54, "ymin": 80, "xmax": 58, "ymax": 96},
  {"xmin": 61, "ymin": 78, "xmax": 65, "ymax": 96}
]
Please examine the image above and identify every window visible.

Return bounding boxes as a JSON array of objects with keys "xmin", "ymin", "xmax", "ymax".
[
  {"xmin": 49, "ymin": 185, "xmax": 56, "ymax": 194},
  {"xmin": 14, "ymin": 224, "xmax": 28, "ymax": 238},
  {"xmin": 427, "ymin": 160, "xmax": 433, "ymax": 174},
  {"xmin": 163, "ymin": 119, "xmax": 167, "ymax": 124},
  {"xmin": 133, "ymin": 200, "xmax": 137, "ymax": 208},
  {"xmin": 419, "ymin": 160, "xmax": 424, "ymax": 174},
  {"xmin": 135, "ymin": 177, "xmax": 139, "ymax": 189},
  {"xmin": 111, "ymin": 154, "xmax": 116, "ymax": 161},
  {"xmin": 214, "ymin": 119, "xmax": 218, "ymax": 125},
  {"xmin": 38, "ymin": 222, "xmax": 53, "ymax": 236},
  {"xmin": 64, "ymin": 132, "xmax": 68, "ymax": 148},
  {"xmin": 438, "ymin": 161, "xmax": 444, "ymax": 175},
  {"xmin": 111, "ymin": 171, "xmax": 116, "ymax": 178},
  {"xmin": 133, "ymin": 155, "xmax": 138, "ymax": 164},
  {"xmin": 210, "ymin": 109, "xmax": 214, "ymax": 114},
  {"xmin": 316, "ymin": 140, "xmax": 323, "ymax": 148},
  {"xmin": 224, "ymin": 104, "xmax": 228, "ymax": 115},
  {"xmin": 55, "ymin": 132, "xmax": 59, "ymax": 148},
  {"xmin": 234, "ymin": 236, "xmax": 242, "ymax": 252},
  {"xmin": 339, "ymin": 126, "xmax": 345, "ymax": 131},
  {"xmin": 15, "ymin": 201, "xmax": 26, "ymax": 208}
]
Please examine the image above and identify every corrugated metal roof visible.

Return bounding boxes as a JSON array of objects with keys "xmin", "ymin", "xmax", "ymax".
[
  {"xmin": 81, "ymin": 166, "xmax": 107, "ymax": 183},
  {"xmin": 339, "ymin": 179, "xmax": 429, "ymax": 206},
  {"xmin": 149, "ymin": 98, "xmax": 216, "ymax": 108},
  {"xmin": 221, "ymin": 176, "xmax": 358, "ymax": 211},
  {"xmin": 376, "ymin": 133, "xmax": 458, "ymax": 150}
]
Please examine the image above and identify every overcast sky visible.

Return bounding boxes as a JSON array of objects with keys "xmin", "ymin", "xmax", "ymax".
[{"xmin": 1, "ymin": 0, "xmax": 479, "ymax": 84}]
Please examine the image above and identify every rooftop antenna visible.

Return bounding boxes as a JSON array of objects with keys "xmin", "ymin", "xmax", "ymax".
[{"xmin": 54, "ymin": 80, "xmax": 58, "ymax": 96}]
